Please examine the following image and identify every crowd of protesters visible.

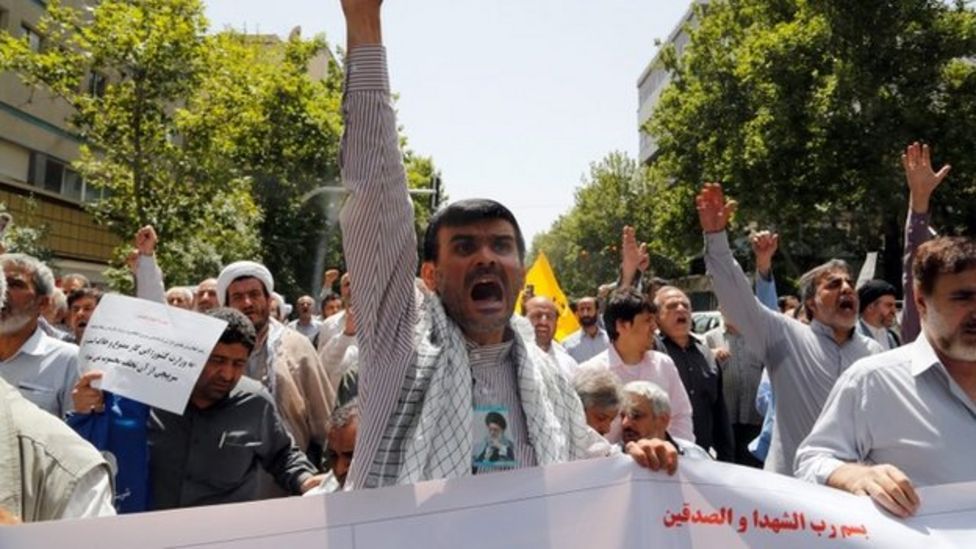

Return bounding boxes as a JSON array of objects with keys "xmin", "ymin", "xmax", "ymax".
[{"xmin": 0, "ymin": 0, "xmax": 973, "ymax": 527}]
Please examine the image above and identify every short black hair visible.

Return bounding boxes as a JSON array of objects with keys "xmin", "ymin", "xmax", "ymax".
[
  {"xmin": 67, "ymin": 287, "xmax": 103, "ymax": 308},
  {"xmin": 207, "ymin": 307, "xmax": 257, "ymax": 352},
  {"xmin": 421, "ymin": 199, "xmax": 525, "ymax": 263},
  {"xmin": 604, "ymin": 288, "xmax": 657, "ymax": 342}
]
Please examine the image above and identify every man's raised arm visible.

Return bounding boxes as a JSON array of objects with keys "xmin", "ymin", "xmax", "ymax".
[
  {"xmin": 338, "ymin": 0, "xmax": 419, "ymax": 489},
  {"xmin": 900, "ymin": 142, "xmax": 949, "ymax": 343},
  {"xmin": 698, "ymin": 184, "xmax": 778, "ymax": 359},
  {"xmin": 133, "ymin": 225, "xmax": 165, "ymax": 304}
]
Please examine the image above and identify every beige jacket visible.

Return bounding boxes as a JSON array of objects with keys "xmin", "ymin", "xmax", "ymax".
[
  {"xmin": 255, "ymin": 320, "xmax": 336, "ymax": 453},
  {"xmin": 0, "ymin": 379, "xmax": 111, "ymax": 522}
]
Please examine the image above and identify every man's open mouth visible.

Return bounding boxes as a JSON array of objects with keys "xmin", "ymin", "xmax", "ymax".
[
  {"xmin": 838, "ymin": 297, "xmax": 856, "ymax": 313},
  {"xmin": 470, "ymin": 280, "xmax": 504, "ymax": 303}
]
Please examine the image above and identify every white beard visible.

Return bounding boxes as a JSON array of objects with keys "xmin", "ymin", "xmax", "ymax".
[
  {"xmin": 924, "ymin": 308, "xmax": 976, "ymax": 362},
  {"xmin": 0, "ymin": 311, "xmax": 33, "ymax": 336}
]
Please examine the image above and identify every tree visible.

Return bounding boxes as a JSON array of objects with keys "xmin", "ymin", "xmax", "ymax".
[
  {"xmin": 530, "ymin": 152, "xmax": 688, "ymax": 298},
  {"xmin": 648, "ymin": 0, "xmax": 976, "ymax": 285},
  {"xmin": 0, "ymin": 0, "xmax": 262, "ymax": 288}
]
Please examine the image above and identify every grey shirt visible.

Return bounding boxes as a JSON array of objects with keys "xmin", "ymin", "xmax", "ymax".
[
  {"xmin": 563, "ymin": 327, "xmax": 610, "ymax": 364},
  {"xmin": 704, "ymin": 327, "xmax": 765, "ymax": 426},
  {"xmin": 0, "ymin": 327, "xmax": 79, "ymax": 418},
  {"xmin": 704, "ymin": 231, "xmax": 882, "ymax": 474},
  {"xmin": 148, "ymin": 377, "xmax": 315, "ymax": 510},
  {"xmin": 795, "ymin": 334, "xmax": 976, "ymax": 487}
]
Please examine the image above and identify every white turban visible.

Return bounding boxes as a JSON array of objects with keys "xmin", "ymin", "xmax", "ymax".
[{"xmin": 216, "ymin": 261, "xmax": 274, "ymax": 306}]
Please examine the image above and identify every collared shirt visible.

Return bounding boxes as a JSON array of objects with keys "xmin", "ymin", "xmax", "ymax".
[
  {"xmin": 148, "ymin": 377, "xmax": 316, "ymax": 510},
  {"xmin": 562, "ymin": 327, "xmax": 610, "ymax": 363},
  {"xmin": 0, "ymin": 326, "xmax": 79, "ymax": 417},
  {"xmin": 704, "ymin": 327, "xmax": 765, "ymax": 426},
  {"xmin": 704, "ymin": 230, "xmax": 883, "ymax": 474},
  {"xmin": 579, "ymin": 345, "xmax": 695, "ymax": 443},
  {"xmin": 858, "ymin": 320, "xmax": 898, "ymax": 351},
  {"xmin": 288, "ymin": 318, "xmax": 322, "ymax": 342},
  {"xmin": 657, "ymin": 334, "xmax": 734, "ymax": 461},
  {"xmin": 795, "ymin": 334, "xmax": 976, "ymax": 486}
]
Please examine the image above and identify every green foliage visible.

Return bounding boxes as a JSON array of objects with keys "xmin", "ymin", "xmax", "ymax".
[
  {"xmin": 0, "ymin": 0, "xmax": 261, "ymax": 289},
  {"xmin": 0, "ymin": 198, "xmax": 53, "ymax": 261},
  {"xmin": 0, "ymin": 1, "xmax": 443, "ymax": 298},
  {"xmin": 530, "ymin": 152, "xmax": 689, "ymax": 298},
  {"xmin": 648, "ymin": 0, "xmax": 976, "ymax": 281}
]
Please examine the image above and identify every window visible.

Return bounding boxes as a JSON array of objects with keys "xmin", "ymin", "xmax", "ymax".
[
  {"xmin": 0, "ymin": 9, "xmax": 9, "ymax": 31},
  {"xmin": 87, "ymin": 72, "xmax": 107, "ymax": 98},
  {"xmin": 22, "ymin": 24, "xmax": 42, "ymax": 52},
  {"xmin": 62, "ymin": 169, "xmax": 84, "ymax": 202}
]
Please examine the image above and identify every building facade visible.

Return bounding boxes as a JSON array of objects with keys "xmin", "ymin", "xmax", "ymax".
[
  {"xmin": 0, "ymin": 0, "xmax": 117, "ymax": 283},
  {"xmin": 636, "ymin": 1, "xmax": 705, "ymax": 165}
]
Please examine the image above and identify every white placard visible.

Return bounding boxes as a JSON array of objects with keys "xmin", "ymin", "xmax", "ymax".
[
  {"xmin": 2, "ymin": 457, "xmax": 973, "ymax": 548},
  {"xmin": 78, "ymin": 294, "xmax": 227, "ymax": 414}
]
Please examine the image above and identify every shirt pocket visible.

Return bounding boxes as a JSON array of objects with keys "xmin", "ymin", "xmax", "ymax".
[
  {"xmin": 207, "ymin": 430, "xmax": 261, "ymax": 487},
  {"xmin": 17, "ymin": 382, "xmax": 58, "ymax": 414}
]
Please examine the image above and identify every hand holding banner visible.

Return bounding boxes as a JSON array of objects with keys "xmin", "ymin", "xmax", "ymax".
[{"xmin": 78, "ymin": 294, "xmax": 226, "ymax": 414}]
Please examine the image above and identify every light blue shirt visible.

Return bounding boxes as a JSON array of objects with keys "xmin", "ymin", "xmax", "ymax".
[
  {"xmin": 562, "ymin": 327, "xmax": 610, "ymax": 364},
  {"xmin": 0, "ymin": 326, "xmax": 80, "ymax": 417},
  {"xmin": 796, "ymin": 334, "xmax": 976, "ymax": 487}
]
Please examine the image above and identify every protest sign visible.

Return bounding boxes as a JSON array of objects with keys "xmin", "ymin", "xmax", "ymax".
[
  {"xmin": 78, "ymin": 294, "xmax": 227, "ymax": 414},
  {"xmin": 3, "ymin": 457, "xmax": 973, "ymax": 548}
]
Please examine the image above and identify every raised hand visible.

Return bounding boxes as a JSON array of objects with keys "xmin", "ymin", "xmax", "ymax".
[
  {"xmin": 620, "ymin": 226, "xmax": 650, "ymax": 289},
  {"xmin": 696, "ymin": 183, "xmax": 736, "ymax": 233},
  {"xmin": 323, "ymin": 268, "xmax": 340, "ymax": 289},
  {"xmin": 902, "ymin": 142, "xmax": 950, "ymax": 214},
  {"xmin": 750, "ymin": 230, "xmax": 779, "ymax": 277},
  {"xmin": 135, "ymin": 225, "xmax": 157, "ymax": 256}
]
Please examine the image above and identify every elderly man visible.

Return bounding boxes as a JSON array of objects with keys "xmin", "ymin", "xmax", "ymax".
[
  {"xmin": 572, "ymin": 367, "xmax": 622, "ymax": 436},
  {"xmin": 338, "ymin": 0, "xmax": 675, "ymax": 489},
  {"xmin": 305, "ymin": 399, "xmax": 359, "ymax": 495},
  {"xmin": 0, "ymin": 262, "xmax": 112, "ymax": 523},
  {"xmin": 132, "ymin": 226, "xmax": 335, "ymax": 464},
  {"xmin": 579, "ymin": 288, "xmax": 695, "ymax": 443},
  {"xmin": 0, "ymin": 254, "xmax": 79, "ymax": 417},
  {"xmin": 289, "ymin": 295, "xmax": 322, "ymax": 342},
  {"xmin": 654, "ymin": 285, "xmax": 734, "ymax": 461},
  {"xmin": 621, "ymin": 381, "xmax": 711, "ymax": 460},
  {"xmin": 796, "ymin": 236, "xmax": 976, "ymax": 518},
  {"xmin": 194, "ymin": 279, "xmax": 219, "ymax": 313},
  {"xmin": 857, "ymin": 279, "xmax": 901, "ymax": 350},
  {"xmin": 523, "ymin": 295, "xmax": 577, "ymax": 378},
  {"xmin": 165, "ymin": 287, "xmax": 194, "ymax": 310},
  {"xmin": 73, "ymin": 308, "xmax": 322, "ymax": 510},
  {"xmin": 563, "ymin": 296, "xmax": 609, "ymax": 363},
  {"xmin": 699, "ymin": 183, "xmax": 883, "ymax": 474}
]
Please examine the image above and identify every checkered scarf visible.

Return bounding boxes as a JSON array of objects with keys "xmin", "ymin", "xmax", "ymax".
[{"xmin": 364, "ymin": 294, "xmax": 594, "ymax": 488}]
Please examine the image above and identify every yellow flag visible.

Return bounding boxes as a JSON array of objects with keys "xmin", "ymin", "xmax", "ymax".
[{"xmin": 515, "ymin": 251, "xmax": 580, "ymax": 342}]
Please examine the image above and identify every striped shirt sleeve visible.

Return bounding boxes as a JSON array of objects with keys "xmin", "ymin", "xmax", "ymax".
[{"xmin": 338, "ymin": 46, "xmax": 419, "ymax": 490}]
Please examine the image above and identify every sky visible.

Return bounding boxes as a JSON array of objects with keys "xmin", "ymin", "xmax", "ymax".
[{"xmin": 203, "ymin": 1, "xmax": 692, "ymax": 245}]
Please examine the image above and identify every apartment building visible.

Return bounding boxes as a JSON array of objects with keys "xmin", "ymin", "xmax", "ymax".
[
  {"xmin": 636, "ymin": 1, "xmax": 705, "ymax": 165},
  {"xmin": 0, "ymin": 0, "xmax": 116, "ymax": 283}
]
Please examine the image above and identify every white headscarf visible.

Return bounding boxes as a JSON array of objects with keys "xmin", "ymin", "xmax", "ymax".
[{"xmin": 215, "ymin": 261, "xmax": 274, "ymax": 306}]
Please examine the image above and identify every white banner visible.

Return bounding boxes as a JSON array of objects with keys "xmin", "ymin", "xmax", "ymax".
[
  {"xmin": 78, "ymin": 294, "xmax": 227, "ymax": 414},
  {"xmin": 2, "ymin": 458, "xmax": 973, "ymax": 548}
]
